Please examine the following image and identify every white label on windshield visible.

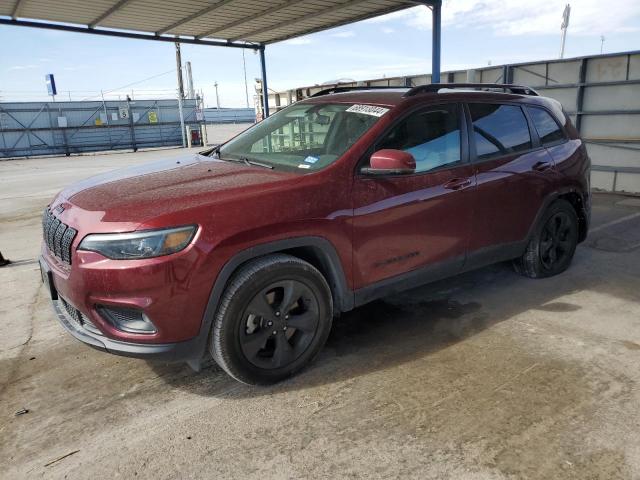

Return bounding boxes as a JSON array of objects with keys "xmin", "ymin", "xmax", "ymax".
[
  {"xmin": 297, "ymin": 164, "xmax": 311, "ymax": 169},
  {"xmin": 346, "ymin": 104, "xmax": 389, "ymax": 117}
]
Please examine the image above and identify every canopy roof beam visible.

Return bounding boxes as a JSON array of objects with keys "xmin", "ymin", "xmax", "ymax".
[
  {"xmin": 10, "ymin": 0, "xmax": 25, "ymax": 19},
  {"xmin": 0, "ymin": 18, "xmax": 260, "ymax": 49},
  {"xmin": 196, "ymin": 0, "xmax": 300, "ymax": 40},
  {"xmin": 156, "ymin": 0, "xmax": 236, "ymax": 36},
  {"xmin": 89, "ymin": 0, "xmax": 136, "ymax": 28},
  {"xmin": 230, "ymin": 0, "xmax": 373, "ymax": 42}
]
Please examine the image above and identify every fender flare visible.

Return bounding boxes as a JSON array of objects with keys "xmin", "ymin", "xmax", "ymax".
[
  {"xmin": 526, "ymin": 187, "xmax": 589, "ymax": 243},
  {"xmin": 191, "ymin": 236, "xmax": 353, "ymax": 360}
]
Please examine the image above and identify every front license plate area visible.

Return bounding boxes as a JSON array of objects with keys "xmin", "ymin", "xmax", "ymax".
[{"xmin": 39, "ymin": 258, "xmax": 58, "ymax": 301}]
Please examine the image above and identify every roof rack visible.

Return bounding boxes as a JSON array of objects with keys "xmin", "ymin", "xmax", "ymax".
[
  {"xmin": 311, "ymin": 86, "xmax": 405, "ymax": 97},
  {"xmin": 404, "ymin": 83, "xmax": 539, "ymax": 97}
]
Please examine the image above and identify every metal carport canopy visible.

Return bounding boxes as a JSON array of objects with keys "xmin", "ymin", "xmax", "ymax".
[{"xmin": 0, "ymin": 0, "xmax": 443, "ymax": 116}]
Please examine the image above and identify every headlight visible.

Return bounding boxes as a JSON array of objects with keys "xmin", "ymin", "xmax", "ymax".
[{"xmin": 78, "ymin": 226, "xmax": 197, "ymax": 260}]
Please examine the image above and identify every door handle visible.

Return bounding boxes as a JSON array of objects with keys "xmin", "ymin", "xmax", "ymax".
[
  {"xmin": 532, "ymin": 161, "xmax": 552, "ymax": 172},
  {"xmin": 444, "ymin": 178, "xmax": 472, "ymax": 190}
]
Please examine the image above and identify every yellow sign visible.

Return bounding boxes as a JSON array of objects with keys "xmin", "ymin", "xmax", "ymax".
[
  {"xmin": 148, "ymin": 111, "xmax": 158, "ymax": 123},
  {"xmin": 95, "ymin": 118, "xmax": 103, "ymax": 126}
]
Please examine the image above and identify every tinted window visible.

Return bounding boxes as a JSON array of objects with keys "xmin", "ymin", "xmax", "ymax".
[
  {"xmin": 375, "ymin": 104, "xmax": 461, "ymax": 173},
  {"xmin": 528, "ymin": 106, "xmax": 565, "ymax": 145},
  {"xmin": 469, "ymin": 104, "xmax": 532, "ymax": 160}
]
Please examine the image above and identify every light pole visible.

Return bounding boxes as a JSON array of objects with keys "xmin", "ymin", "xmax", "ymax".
[
  {"xmin": 559, "ymin": 4, "xmax": 571, "ymax": 59},
  {"xmin": 214, "ymin": 81, "xmax": 220, "ymax": 109},
  {"xmin": 600, "ymin": 35, "xmax": 606, "ymax": 54}
]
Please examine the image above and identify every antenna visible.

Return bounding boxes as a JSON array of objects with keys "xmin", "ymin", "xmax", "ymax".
[{"xmin": 560, "ymin": 4, "xmax": 571, "ymax": 59}]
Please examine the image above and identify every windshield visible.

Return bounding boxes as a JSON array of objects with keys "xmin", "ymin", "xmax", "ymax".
[{"xmin": 218, "ymin": 102, "xmax": 388, "ymax": 172}]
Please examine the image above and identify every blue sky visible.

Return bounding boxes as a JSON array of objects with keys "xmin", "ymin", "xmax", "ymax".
[{"xmin": 1, "ymin": 0, "xmax": 639, "ymax": 107}]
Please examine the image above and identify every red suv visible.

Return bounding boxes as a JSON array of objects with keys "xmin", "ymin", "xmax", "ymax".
[{"xmin": 40, "ymin": 84, "xmax": 591, "ymax": 385}]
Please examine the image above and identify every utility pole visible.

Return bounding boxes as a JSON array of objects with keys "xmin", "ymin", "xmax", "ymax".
[
  {"xmin": 177, "ymin": 88, "xmax": 186, "ymax": 148},
  {"xmin": 175, "ymin": 42, "xmax": 185, "ymax": 100},
  {"xmin": 559, "ymin": 3, "xmax": 570, "ymax": 59},
  {"xmin": 214, "ymin": 81, "xmax": 220, "ymax": 109},
  {"xmin": 242, "ymin": 49, "xmax": 250, "ymax": 108},
  {"xmin": 600, "ymin": 35, "xmax": 606, "ymax": 54},
  {"xmin": 175, "ymin": 42, "xmax": 186, "ymax": 148}
]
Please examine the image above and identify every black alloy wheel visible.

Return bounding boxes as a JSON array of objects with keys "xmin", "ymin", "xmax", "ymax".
[
  {"xmin": 240, "ymin": 280, "xmax": 320, "ymax": 369},
  {"xmin": 539, "ymin": 211, "xmax": 574, "ymax": 271},
  {"xmin": 211, "ymin": 254, "xmax": 333, "ymax": 385},
  {"xmin": 513, "ymin": 199, "xmax": 579, "ymax": 279}
]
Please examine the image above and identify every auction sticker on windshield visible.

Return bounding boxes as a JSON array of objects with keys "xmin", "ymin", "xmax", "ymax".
[{"xmin": 346, "ymin": 104, "xmax": 389, "ymax": 117}]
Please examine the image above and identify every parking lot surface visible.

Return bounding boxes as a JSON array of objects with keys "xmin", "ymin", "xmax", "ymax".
[{"xmin": 1, "ymin": 149, "xmax": 640, "ymax": 479}]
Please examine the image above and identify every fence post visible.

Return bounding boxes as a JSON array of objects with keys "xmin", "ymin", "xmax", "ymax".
[
  {"xmin": 575, "ymin": 58, "xmax": 588, "ymax": 134},
  {"xmin": 59, "ymin": 105, "xmax": 70, "ymax": 156},
  {"xmin": 126, "ymin": 97, "xmax": 137, "ymax": 151},
  {"xmin": 177, "ymin": 95, "xmax": 186, "ymax": 148}
]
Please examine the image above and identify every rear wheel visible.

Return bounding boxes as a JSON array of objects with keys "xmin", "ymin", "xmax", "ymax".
[
  {"xmin": 513, "ymin": 199, "xmax": 579, "ymax": 278},
  {"xmin": 210, "ymin": 254, "xmax": 333, "ymax": 385}
]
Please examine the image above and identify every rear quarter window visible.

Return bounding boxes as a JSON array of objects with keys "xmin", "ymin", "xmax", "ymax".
[
  {"xmin": 528, "ymin": 106, "xmax": 566, "ymax": 145},
  {"xmin": 468, "ymin": 103, "xmax": 532, "ymax": 160}
]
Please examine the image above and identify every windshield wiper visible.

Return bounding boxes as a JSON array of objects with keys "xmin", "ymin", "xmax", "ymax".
[{"xmin": 240, "ymin": 157, "xmax": 274, "ymax": 169}]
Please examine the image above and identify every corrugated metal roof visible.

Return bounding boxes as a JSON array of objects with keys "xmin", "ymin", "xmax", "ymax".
[{"xmin": 1, "ymin": 0, "xmax": 418, "ymax": 45}]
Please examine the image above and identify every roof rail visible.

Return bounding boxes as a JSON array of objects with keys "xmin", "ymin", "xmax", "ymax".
[
  {"xmin": 311, "ymin": 86, "xmax": 405, "ymax": 97},
  {"xmin": 403, "ymin": 83, "xmax": 539, "ymax": 97}
]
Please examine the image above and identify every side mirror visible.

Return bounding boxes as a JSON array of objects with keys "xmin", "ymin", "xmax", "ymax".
[{"xmin": 361, "ymin": 149, "xmax": 416, "ymax": 175}]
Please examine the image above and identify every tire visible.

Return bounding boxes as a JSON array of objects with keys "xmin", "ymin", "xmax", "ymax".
[
  {"xmin": 210, "ymin": 254, "xmax": 333, "ymax": 385},
  {"xmin": 513, "ymin": 199, "xmax": 579, "ymax": 279}
]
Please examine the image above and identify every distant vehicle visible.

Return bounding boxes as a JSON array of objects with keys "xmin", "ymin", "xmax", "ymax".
[{"xmin": 40, "ymin": 84, "xmax": 591, "ymax": 385}]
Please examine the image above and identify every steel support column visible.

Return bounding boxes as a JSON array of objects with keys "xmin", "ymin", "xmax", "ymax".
[
  {"xmin": 259, "ymin": 46, "xmax": 270, "ymax": 118},
  {"xmin": 431, "ymin": 0, "xmax": 442, "ymax": 83}
]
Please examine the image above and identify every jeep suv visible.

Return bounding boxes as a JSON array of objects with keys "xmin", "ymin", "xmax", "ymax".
[{"xmin": 39, "ymin": 84, "xmax": 591, "ymax": 385}]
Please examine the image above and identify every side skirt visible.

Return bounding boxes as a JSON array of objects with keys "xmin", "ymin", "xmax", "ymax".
[{"xmin": 353, "ymin": 240, "xmax": 527, "ymax": 308}]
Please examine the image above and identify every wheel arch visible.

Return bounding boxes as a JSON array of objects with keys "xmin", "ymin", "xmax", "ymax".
[
  {"xmin": 528, "ymin": 188, "xmax": 589, "ymax": 244},
  {"xmin": 556, "ymin": 191, "xmax": 589, "ymax": 243},
  {"xmin": 202, "ymin": 236, "xmax": 350, "ymax": 334}
]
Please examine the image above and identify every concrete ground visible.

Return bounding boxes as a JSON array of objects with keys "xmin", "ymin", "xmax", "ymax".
[{"xmin": 1, "ymin": 150, "xmax": 640, "ymax": 479}]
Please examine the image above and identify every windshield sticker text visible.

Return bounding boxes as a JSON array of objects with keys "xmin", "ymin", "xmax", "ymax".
[{"xmin": 346, "ymin": 104, "xmax": 389, "ymax": 117}]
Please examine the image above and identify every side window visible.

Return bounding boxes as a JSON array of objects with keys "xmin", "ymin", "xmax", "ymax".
[
  {"xmin": 528, "ymin": 106, "xmax": 566, "ymax": 145},
  {"xmin": 375, "ymin": 104, "xmax": 461, "ymax": 173},
  {"xmin": 468, "ymin": 104, "xmax": 532, "ymax": 160}
]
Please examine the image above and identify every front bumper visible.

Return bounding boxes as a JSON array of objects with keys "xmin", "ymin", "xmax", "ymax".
[
  {"xmin": 39, "ymin": 256, "xmax": 203, "ymax": 362},
  {"xmin": 39, "ymin": 244, "xmax": 213, "ymax": 363},
  {"xmin": 51, "ymin": 293, "xmax": 201, "ymax": 361}
]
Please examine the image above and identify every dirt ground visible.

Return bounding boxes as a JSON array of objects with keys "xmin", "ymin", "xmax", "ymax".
[{"xmin": 1, "ymin": 149, "xmax": 640, "ymax": 479}]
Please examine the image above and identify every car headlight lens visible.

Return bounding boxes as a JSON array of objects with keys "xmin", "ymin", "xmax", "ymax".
[{"xmin": 78, "ymin": 226, "xmax": 197, "ymax": 260}]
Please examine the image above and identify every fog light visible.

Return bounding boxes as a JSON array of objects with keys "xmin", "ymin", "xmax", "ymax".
[{"xmin": 97, "ymin": 306, "xmax": 157, "ymax": 334}]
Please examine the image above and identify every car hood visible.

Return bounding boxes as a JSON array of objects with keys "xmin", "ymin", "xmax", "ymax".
[{"xmin": 59, "ymin": 153, "xmax": 297, "ymax": 224}]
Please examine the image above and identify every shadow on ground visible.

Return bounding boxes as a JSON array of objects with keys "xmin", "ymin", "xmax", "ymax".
[{"xmin": 148, "ymin": 241, "xmax": 638, "ymax": 398}]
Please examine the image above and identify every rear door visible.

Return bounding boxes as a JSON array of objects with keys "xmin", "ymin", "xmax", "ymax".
[
  {"xmin": 465, "ymin": 102, "xmax": 557, "ymax": 266},
  {"xmin": 352, "ymin": 103, "xmax": 475, "ymax": 290}
]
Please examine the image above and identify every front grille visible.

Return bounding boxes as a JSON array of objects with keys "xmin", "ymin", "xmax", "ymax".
[{"xmin": 42, "ymin": 208, "xmax": 77, "ymax": 265}]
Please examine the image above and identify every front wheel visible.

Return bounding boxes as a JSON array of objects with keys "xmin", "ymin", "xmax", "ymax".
[
  {"xmin": 210, "ymin": 254, "xmax": 333, "ymax": 385},
  {"xmin": 513, "ymin": 199, "xmax": 579, "ymax": 278}
]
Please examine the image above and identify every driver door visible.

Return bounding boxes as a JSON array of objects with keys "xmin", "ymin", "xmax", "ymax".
[{"xmin": 352, "ymin": 103, "xmax": 475, "ymax": 293}]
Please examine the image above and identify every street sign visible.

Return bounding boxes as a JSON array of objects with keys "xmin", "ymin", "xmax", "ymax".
[
  {"xmin": 148, "ymin": 111, "xmax": 158, "ymax": 123},
  {"xmin": 118, "ymin": 106, "xmax": 129, "ymax": 119},
  {"xmin": 45, "ymin": 74, "xmax": 57, "ymax": 96}
]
